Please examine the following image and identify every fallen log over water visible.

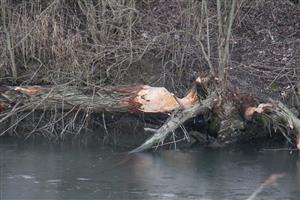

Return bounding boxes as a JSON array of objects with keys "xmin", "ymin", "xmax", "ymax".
[
  {"xmin": 130, "ymin": 77, "xmax": 300, "ymax": 152},
  {"xmin": 0, "ymin": 77, "xmax": 299, "ymax": 152},
  {"xmin": 0, "ymin": 84, "xmax": 198, "ymax": 114}
]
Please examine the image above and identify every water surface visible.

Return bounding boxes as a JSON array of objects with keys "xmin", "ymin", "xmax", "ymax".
[{"xmin": 0, "ymin": 138, "xmax": 299, "ymax": 200}]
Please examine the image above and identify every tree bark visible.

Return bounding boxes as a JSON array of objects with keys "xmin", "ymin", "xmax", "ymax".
[{"xmin": 0, "ymin": 84, "xmax": 199, "ymax": 114}]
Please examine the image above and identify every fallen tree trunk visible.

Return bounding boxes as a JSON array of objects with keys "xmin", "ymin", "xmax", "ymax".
[
  {"xmin": 0, "ymin": 78, "xmax": 300, "ymax": 152},
  {"xmin": 0, "ymin": 84, "xmax": 198, "ymax": 114}
]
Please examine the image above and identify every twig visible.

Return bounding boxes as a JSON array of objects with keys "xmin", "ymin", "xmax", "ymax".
[
  {"xmin": 246, "ymin": 173, "xmax": 285, "ymax": 200},
  {"xmin": 1, "ymin": 0, "xmax": 17, "ymax": 81}
]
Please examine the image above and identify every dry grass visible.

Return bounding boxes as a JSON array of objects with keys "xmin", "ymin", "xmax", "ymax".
[{"xmin": 0, "ymin": 0, "xmax": 222, "ymax": 95}]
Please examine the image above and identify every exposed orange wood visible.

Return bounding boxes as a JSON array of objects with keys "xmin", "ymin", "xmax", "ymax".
[
  {"xmin": 14, "ymin": 86, "xmax": 41, "ymax": 96},
  {"xmin": 133, "ymin": 85, "xmax": 199, "ymax": 113},
  {"xmin": 244, "ymin": 103, "xmax": 273, "ymax": 120},
  {"xmin": 0, "ymin": 102, "xmax": 7, "ymax": 112},
  {"xmin": 179, "ymin": 86, "xmax": 199, "ymax": 108}
]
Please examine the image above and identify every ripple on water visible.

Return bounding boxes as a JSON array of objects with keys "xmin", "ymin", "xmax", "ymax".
[
  {"xmin": 8, "ymin": 175, "xmax": 35, "ymax": 180},
  {"xmin": 46, "ymin": 179, "xmax": 62, "ymax": 183},
  {"xmin": 76, "ymin": 177, "xmax": 91, "ymax": 181}
]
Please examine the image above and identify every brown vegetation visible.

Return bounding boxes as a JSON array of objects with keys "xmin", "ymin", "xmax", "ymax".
[{"xmin": 0, "ymin": 0, "xmax": 299, "ymax": 151}]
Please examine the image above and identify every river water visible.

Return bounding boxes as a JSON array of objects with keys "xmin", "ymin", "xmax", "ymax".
[{"xmin": 0, "ymin": 138, "xmax": 299, "ymax": 200}]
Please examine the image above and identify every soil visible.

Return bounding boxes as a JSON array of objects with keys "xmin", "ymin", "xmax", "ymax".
[
  {"xmin": 123, "ymin": 0, "xmax": 300, "ymax": 102},
  {"xmin": 230, "ymin": 1, "xmax": 300, "ymax": 100}
]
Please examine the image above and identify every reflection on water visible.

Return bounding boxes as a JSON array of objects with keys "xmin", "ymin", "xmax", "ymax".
[{"xmin": 0, "ymin": 138, "xmax": 299, "ymax": 200}]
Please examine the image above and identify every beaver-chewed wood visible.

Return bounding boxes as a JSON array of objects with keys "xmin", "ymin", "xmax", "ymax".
[
  {"xmin": 1, "ymin": 77, "xmax": 300, "ymax": 152},
  {"xmin": 0, "ymin": 84, "xmax": 199, "ymax": 114}
]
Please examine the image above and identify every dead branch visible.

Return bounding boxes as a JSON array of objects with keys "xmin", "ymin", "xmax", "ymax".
[
  {"xmin": 246, "ymin": 173, "xmax": 285, "ymax": 200},
  {"xmin": 1, "ymin": 0, "xmax": 17, "ymax": 80},
  {"xmin": 129, "ymin": 93, "xmax": 217, "ymax": 153}
]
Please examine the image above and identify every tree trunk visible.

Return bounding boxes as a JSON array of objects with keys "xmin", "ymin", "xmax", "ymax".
[
  {"xmin": 1, "ymin": 79, "xmax": 299, "ymax": 152},
  {"xmin": 0, "ymin": 84, "xmax": 198, "ymax": 115}
]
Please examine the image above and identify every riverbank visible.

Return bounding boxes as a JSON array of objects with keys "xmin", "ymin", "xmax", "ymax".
[{"xmin": 0, "ymin": 0, "xmax": 299, "ymax": 150}]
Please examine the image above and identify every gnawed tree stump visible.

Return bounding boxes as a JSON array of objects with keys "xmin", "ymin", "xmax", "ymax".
[{"xmin": 128, "ymin": 77, "xmax": 300, "ymax": 152}]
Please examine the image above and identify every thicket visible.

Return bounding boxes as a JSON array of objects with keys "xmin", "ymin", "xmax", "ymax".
[
  {"xmin": 0, "ymin": 0, "xmax": 214, "ymax": 94},
  {"xmin": 1, "ymin": 0, "xmax": 299, "ymax": 92}
]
